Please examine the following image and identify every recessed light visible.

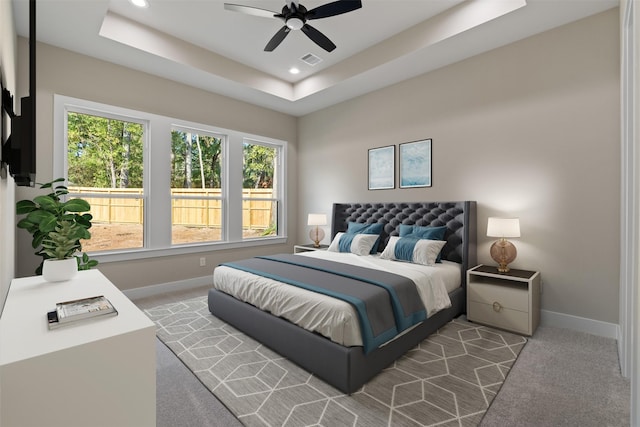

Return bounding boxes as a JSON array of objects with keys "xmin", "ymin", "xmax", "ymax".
[
  {"xmin": 289, "ymin": 67, "xmax": 300, "ymax": 75},
  {"xmin": 130, "ymin": 0, "xmax": 149, "ymax": 8}
]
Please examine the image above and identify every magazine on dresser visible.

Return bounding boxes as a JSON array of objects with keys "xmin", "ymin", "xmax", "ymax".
[{"xmin": 47, "ymin": 295, "xmax": 118, "ymax": 330}]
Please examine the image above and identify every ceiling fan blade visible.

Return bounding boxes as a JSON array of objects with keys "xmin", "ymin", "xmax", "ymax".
[
  {"xmin": 301, "ymin": 24, "xmax": 336, "ymax": 52},
  {"xmin": 224, "ymin": 3, "xmax": 278, "ymax": 19},
  {"xmin": 306, "ymin": 0, "xmax": 362, "ymax": 20},
  {"xmin": 264, "ymin": 26, "xmax": 291, "ymax": 51}
]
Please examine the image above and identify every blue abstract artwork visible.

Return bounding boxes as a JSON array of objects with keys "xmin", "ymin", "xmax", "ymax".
[
  {"xmin": 400, "ymin": 139, "xmax": 432, "ymax": 188},
  {"xmin": 368, "ymin": 145, "xmax": 395, "ymax": 190}
]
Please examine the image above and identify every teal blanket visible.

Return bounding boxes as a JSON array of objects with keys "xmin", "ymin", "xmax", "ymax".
[{"xmin": 222, "ymin": 254, "xmax": 426, "ymax": 353}]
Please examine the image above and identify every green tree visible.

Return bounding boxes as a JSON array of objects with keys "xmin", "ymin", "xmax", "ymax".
[
  {"xmin": 170, "ymin": 130, "xmax": 222, "ymax": 188},
  {"xmin": 67, "ymin": 112, "xmax": 143, "ymax": 188},
  {"xmin": 243, "ymin": 143, "xmax": 275, "ymax": 189}
]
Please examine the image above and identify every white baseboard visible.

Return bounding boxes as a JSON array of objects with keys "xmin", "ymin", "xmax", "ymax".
[
  {"xmin": 540, "ymin": 309, "xmax": 619, "ymax": 339},
  {"xmin": 124, "ymin": 281, "xmax": 620, "ymax": 341},
  {"xmin": 123, "ymin": 275, "xmax": 212, "ymax": 301}
]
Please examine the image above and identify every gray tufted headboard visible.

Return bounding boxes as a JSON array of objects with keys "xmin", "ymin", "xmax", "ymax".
[{"xmin": 331, "ymin": 201, "xmax": 477, "ymax": 287}]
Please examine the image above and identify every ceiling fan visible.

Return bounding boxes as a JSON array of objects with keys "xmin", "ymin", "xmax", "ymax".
[{"xmin": 224, "ymin": 0, "xmax": 362, "ymax": 52}]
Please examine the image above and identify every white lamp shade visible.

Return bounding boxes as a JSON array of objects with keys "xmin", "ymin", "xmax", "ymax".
[
  {"xmin": 487, "ymin": 217, "xmax": 520, "ymax": 238},
  {"xmin": 307, "ymin": 213, "xmax": 327, "ymax": 226}
]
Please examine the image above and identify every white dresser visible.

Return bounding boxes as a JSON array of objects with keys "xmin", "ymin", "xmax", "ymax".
[{"xmin": 0, "ymin": 269, "xmax": 156, "ymax": 427}]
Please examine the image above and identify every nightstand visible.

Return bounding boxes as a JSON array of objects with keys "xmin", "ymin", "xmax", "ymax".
[
  {"xmin": 294, "ymin": 244, "xmax": 329, "ymax": 253},
  {"xmin": 467, "ymin": 264, "xmax": 541, "ymax": 336}
]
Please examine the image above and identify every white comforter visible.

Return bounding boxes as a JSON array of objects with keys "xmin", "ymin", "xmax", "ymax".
[{"xmin": 212, "ymin": 250, "xmax": 460, "ymax": 347}]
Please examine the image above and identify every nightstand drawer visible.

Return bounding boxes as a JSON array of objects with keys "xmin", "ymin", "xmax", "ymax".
[
  {"xmin": 468, "ymin": 300, "xmax": 529, "ymax": 335},
  {"xmin": 468, "ymin": 282, "xmax": 529, "ymax": 312}
]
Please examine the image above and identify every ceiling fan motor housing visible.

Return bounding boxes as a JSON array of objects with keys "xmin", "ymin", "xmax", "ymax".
[{"xmin": 282, "ymin": 4, "xmax": 307, "ymax": 30}]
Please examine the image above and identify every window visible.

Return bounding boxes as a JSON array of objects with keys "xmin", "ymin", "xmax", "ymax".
[
  {"xmin": 66, "ymin": 111, "xmax": 145, "ymax": 252},
  {"xmin": 243, "ymin": 140, "xmax": 279, "ymax": 239},
  {"xmin": 54, "ymin": 95, "xmax": 287, "ymax": 260},
  {"xmin": 171, "ymin": 128, "xmax": 224, "ymax": 245}
]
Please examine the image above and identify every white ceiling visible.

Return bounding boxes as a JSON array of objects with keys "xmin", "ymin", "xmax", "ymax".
[{"xmin": 12, "ymin": 0, "xmax": 617, "ymax": 116}]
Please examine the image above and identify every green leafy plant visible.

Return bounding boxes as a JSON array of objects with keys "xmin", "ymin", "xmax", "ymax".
[
  {"xmin": 16, "ymin": 178, "xmax": 98, "ymax": 275},
  {"xmin": 261, "ymin": 223, "xmax": 277, "ymax": 236}
]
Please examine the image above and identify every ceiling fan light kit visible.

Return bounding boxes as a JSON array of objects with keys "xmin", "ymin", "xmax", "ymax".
[
  {"xmin": 224, "ymin": 0, "xmax": 363, "ymax": 52},
  {"xmin": 286, "ymin": 17, "xmax": 304, "ymax": 30}
]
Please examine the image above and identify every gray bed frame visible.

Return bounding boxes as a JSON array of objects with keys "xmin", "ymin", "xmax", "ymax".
[{"xmin": 208, "ymin": 201, "xmax": 477, "ymax": 394}]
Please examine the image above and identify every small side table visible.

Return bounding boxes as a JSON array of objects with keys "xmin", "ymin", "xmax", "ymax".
[
  {"xmin": 294, "ymin": 244, "xmax": 329, "ymax": 253},
  {"xmin": 467, "ymin": 264, "xmax": 541, "ymax": 336}
]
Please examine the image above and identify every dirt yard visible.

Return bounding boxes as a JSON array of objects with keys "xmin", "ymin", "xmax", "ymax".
[{"xmin": 83, "ymin": 223, "xmax": 266, "ymax": 252}]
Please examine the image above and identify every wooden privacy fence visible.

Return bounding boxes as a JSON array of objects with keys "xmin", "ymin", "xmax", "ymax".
[{"xmin": 69, "ymin": 187, "xmax": 275, "ymax": 230}]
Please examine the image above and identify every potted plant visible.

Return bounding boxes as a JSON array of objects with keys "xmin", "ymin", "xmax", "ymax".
[{"xmin": 16, "ymin": 178, "xmax": 98, "ymax": 280}]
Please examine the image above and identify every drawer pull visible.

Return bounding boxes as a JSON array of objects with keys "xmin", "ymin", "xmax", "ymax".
[{"xmin": 492, "ymin": 301, "xmax": 503, "ymax": 312}]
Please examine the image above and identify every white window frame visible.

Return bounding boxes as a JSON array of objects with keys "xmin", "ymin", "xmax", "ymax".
[
  {"xmin": 242, "ymin": 138, "xmax": 283, "ymax": 240},
  {"xmin": 54, "ymin": 95, "xmax": 287, "ymax": 263},
  {"xmin": 170, "ymin": 125, "xmax": 226, "ymax": 246}
]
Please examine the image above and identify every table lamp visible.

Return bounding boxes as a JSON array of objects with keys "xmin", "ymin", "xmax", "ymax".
[
  {"xmin": 307, "ymin": 213, "xmax": 327, "ymax": 247},
  {"xmin": 487, "ymin": 217, "xmax": 520, "ymax": 273}
]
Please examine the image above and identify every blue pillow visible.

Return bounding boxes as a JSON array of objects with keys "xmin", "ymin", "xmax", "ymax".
[
  {"xmin": 393, "ymin": 236, "xmax": 421, "ymax": 262},
  {"xmin": 380, "ymin": 236, "xmax": 447, "ymax": 266},
  {"xmin": 328, "ymin": 232, "xmax": 379, "ymax": 255},
  {"xmin": 399, "ymin": 225, "xmax": 447, "ymax": 262},
  {"xmin": 399, "ymin": 224, "xmax": 447, "ymax": 240},
  {"xmin": 346, "ymin": 222, "xmax": 384, "ymax": 253}
]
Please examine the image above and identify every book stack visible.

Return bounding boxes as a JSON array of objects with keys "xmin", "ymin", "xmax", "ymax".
[{"xmin": 47, "ymin": 295, "xmax": 118, "ymax": 330}]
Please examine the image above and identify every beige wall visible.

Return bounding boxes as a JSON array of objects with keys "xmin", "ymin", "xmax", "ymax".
[
  {"xmin": 298, "ymin": 10, "xmax": 620, "ymax": 324},
  {"xmin": 8, "ymin": 8, "xmax": 622, "ymax": 325},
  {"xmin": 14, "ymin": 41, "xmax": 299, "ymax": 290}
]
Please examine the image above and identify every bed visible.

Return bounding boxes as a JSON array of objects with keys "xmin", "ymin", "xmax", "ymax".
[{"xmin": 208, "ymin": 201, "xmax": 477, "ymax": 394}]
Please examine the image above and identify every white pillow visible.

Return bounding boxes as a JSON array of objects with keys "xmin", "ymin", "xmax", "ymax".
[
  {"xmin": 380, "ymin": 236, "xmax": 446, "ymax": 266},
  {"xmin": 328, "ymin": 232, "xmax": 379, "ymax": 256}
]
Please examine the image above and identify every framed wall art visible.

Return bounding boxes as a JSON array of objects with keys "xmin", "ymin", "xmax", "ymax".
[
  {"xmin": 399, "ymin": 139, "xmax": 432, "ymax": 188},
  {"xmin": 368, "ymin": 145, "xmax": 395, "ymax": 190}
]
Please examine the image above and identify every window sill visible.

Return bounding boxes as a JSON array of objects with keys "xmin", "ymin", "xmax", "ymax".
[{"xmin": 90, "ymin": 236, "xmax": 288, "ymax": 264}]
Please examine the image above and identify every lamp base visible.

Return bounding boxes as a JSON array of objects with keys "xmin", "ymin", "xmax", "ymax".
[
  {"xmin": 309, "ymin": 227, "xmax": 325, "ymax": 248},
  {"xmin": 490, "ymin": 238, "xmax": 517, "ymax": 273}
]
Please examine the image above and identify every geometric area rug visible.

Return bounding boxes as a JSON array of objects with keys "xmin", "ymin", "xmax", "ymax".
[{"xmin": 145, "ymin": 296, "xmax": 527, "ymax": 427}]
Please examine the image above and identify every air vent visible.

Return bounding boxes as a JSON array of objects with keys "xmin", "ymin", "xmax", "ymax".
[{"xmin": 300, "ymin": 53, "xmax": 322, "ymax": 66}]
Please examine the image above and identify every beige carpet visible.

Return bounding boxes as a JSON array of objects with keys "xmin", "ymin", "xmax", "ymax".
[{"xmin": 145, "ymin": 296, "xmax": 527, "ymax": 427}]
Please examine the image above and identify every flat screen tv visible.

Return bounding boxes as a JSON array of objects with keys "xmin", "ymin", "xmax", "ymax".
[{"xmin": 1, "ymin": 0, "xmax": 36, "ymax": 187}]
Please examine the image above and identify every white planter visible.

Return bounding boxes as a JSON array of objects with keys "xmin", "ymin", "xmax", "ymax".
[{"xmin": 42, "ymin": 258, "xmax": 78, "ymax": 282}]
